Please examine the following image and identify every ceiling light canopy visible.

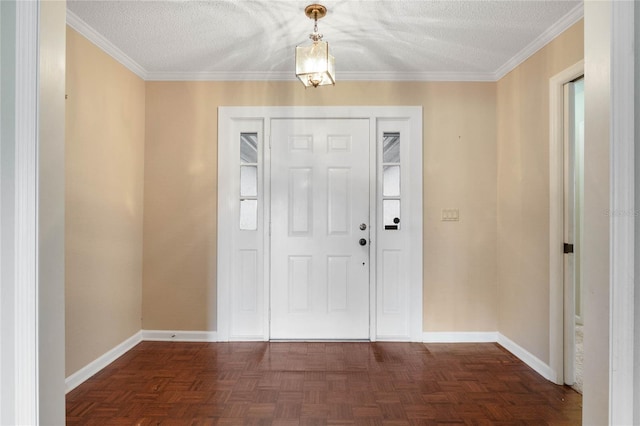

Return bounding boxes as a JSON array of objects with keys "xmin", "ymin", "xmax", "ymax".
[{"xmin": 295, "ymin": 4, "xmax": 335, "ymax": 88}]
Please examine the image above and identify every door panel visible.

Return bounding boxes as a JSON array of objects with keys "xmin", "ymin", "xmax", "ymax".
[{"xmin": 270, "ymin": 118, "xmax": 370, "ymax": 339}]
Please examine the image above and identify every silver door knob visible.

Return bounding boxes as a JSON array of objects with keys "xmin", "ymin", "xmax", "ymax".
[
  {"xmin": 359, "ymin": 238, "xmax": 367, "ymax": 246},
  {"xmin": 359, "ymin": 223, "xmax": 367, "ymax": 231}
]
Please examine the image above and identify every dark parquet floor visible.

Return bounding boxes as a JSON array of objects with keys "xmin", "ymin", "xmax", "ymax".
[{"xmin": 66, "ymin": 341, "xmax": 582, "ymax": 425}]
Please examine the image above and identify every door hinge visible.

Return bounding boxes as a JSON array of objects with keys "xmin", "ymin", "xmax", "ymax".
[{"xmin": 563, "ymin": 243, "xmax": 574, "ymax": 254}]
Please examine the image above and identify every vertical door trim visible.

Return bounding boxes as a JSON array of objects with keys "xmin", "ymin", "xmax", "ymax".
[
  {"xmin": 609, "ymin": 1, "xmax": 635, "ymax": 422},
  {"xmin": 1, "ymin": 1, "xmax": 41, "ymax": 423},
  {"xmin": 549, "ymin": 61, "xmax": 584, "ymax": 385},
  {"xmin": 218, "ymin": 106, "xmax": 423, "ymax": 342}
]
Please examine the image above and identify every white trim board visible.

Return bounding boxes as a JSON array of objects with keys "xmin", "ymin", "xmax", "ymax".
[
  {"xmin": 66, "ymin": 10, "xmax": 147, "ymax": 80},
  {"xmin": 65, "ymin": 332, "xmax": 143, "ymax": 394},
  {"xmin": 12, "ymin": 2, "xmax": 40, "ymax": 424},
  {"xmin": 423, "ymin": 332, "xmax": 498, "ymax": 343},
  {"xmin": 423, "ymin": 332, "xmax": 555, "ymax": 382},
  {"xmin": 144, "ymin": 70, "xmax": 497, "ymax": 83},
  {"xmin": 64, "ymin": 330, "xmax": 219, "ymax": 394},
  {"xmin": 493, "ymin": 3, "xmax": 583, "ymax": 80},
  {"xmin": 497, "ymin": 334, "xmax": 556, "ymax": 382},
  {"xmin": 609, "ymin": 1, "xmax": 635, "ymax": 423},
  {"xmin": 66, "ymin": 329, "xmax": 556, "ymax": 394},
  {"xmin": 141, "ymin": 330, "xmax": 218, "ymax": 342}
]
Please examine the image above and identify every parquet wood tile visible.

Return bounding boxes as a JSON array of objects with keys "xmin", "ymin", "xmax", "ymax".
[{"xmin": 66, "ymin": 342, "xmax": 581, "ymax": 425}]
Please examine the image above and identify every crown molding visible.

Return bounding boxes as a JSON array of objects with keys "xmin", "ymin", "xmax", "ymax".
[
  {"xmin": 145, "ymin": 70, "xmax": 496, "ymax": 82},
  {"xmin": 145, "ymin": 71, "xmax": 294, "ymax": 81},
  {"xmin": 337, "ymin": 71, "xmax": 496, "ymax": 82},
  {"xmin": 68, "ymin": 4, "xmax": 583, "ymax": 83},
  {"xmin": 66, "ymin": 10, "xmax": 148, "ymax": 80},
  {"xmin": 493, "ymin": 2, "xmax": 584, "ymax": 80}
]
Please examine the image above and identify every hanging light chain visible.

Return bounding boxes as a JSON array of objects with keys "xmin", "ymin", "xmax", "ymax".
[{"xmin": 309, "ymin": 8, "xmax": 323, "ymax": 42}]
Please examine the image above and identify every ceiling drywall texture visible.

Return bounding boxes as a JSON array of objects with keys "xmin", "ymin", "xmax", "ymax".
[{"xmin": 66, "ymin": 0, "xmax": 583, "ymax": 81}]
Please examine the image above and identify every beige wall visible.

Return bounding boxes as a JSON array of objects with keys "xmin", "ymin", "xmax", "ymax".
[
  {"xmin": 496, "ymin": 20, "xmax": 583, "ymax": 362},
  {"xmin": 68, "ymin": 19, "xmax": 585, "ymax": 381},
  {"xmin": 142, "ymin": 81, "xmax": 498, "ymax": 332},
  {"xmin": 65, "ymin": 27, "xmax": 145, "ymax": 376}
]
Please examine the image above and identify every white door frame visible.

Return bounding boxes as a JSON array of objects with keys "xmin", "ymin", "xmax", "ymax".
[
  {"xmin": 217, "ymin": 106, "xmax": 423, "ymax": 342},
  {"xmin": 609, "ymin": 0, "xmax": 635, "ymax": 421},
  {"xmin": 1, "ymin": 1, "xmax": 40, "ymax": 424},
  {"xmin": 549, "ymin": 60, "xmax": 584, "ymax": 385}
]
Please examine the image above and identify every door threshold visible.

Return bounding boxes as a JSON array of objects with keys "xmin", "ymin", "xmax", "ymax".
[{"xmin": 269, "ymin": 339, "xmax": 371, "ymax": 343}]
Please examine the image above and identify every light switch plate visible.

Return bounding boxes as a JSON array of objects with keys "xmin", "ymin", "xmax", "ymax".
[{"xmin": 441, "ymin": 208, "xmax": 460, "ymax": 221}]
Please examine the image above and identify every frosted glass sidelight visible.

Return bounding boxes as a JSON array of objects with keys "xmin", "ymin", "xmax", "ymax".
[
  {"xmin": 240, "ymin": 199, "xmax": 258, "ymax": 230},
  {"xmin": 382, "ymin": 132, "xmax": 401, "ymax": 230},
  {"xmin": 240, "ymin": 166, "xmax": 257, "ymax": 197},
  {"xmin": 383, "ymin": 166, "xmax": 400, "ymax": 196},
  {"xmin": 239, "ymin": 132, "xmax": 258, "ymax": 230}
]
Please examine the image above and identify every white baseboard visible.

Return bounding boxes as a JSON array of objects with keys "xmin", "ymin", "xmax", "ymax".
[
  {"xmin": 497, "ymin": 333, "xmax": 555, "ymax": 381},
  {"xmin": 422, "ymin": 331, "xmax": 555, "ymax": 382},
  {"xmin": 65, "ymin": 330, "xmax": 218, "ymax": 393},
  {"xmin": 422, "ymin": 331, "xmax": 498, "ymax": 343},
  {"xmin": 65, "ymin": 331, "xmax": 143, "ymax": 393},
  {"xmin": 141, "ymin": 329, "xmax": 218, "ymax": 342},
  {"xmin": 65, "ymin": 329, "xmax": 554, "ymax": 394}
]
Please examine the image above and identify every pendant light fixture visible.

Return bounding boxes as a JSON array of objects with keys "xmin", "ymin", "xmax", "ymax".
[{"xmin": 295, "ymin": 4, "xmax": 335, "ymax": 88}]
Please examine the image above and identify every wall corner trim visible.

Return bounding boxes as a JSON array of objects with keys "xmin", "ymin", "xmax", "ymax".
[
  {"xmin": 66, "ymin": 10, "xmax": 147, "ymax": 79},
  {"xmin": 65, "ymin": 331, "xmax": 143, "ymax": 394},
  {"xmin": 493, "ymin": 3, "xmax": 583, "ymax": 81},
  {"xmin": 497, "ymin": 333, "xmax": 555, "ymax": 381}
]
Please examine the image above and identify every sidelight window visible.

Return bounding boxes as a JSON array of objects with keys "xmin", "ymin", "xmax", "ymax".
[
  {"xmin": 382, "ymin": 132, "xmax": 401, "ymax": 230},
  {"xmin": 240, "ymin": 133, "xmax": 258, "ymax": 230}
]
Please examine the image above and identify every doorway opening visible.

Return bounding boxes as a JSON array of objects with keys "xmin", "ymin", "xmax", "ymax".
[
  {"xmin": 563, "ymin": 76, "xmax": 584, "ymax": 393},
  {"xmin": 549, "ymin": 61, "xmax": 584, "ymax": 386}
]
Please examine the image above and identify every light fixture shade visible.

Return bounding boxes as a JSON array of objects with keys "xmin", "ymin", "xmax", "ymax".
[{"xmin": 295, "ymin": 40, "xmax": 335, "ymax": 88}]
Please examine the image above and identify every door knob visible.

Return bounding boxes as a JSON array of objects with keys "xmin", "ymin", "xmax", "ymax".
[
  {"xmin": 359, "ymin": 223, "xmax": 367, "ymax": 231},
  {"xmin": 359, "ymin": 238, "xmax": 367, "ymax": 246}
]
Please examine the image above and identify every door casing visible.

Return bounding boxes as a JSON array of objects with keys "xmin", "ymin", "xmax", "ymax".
[
  {"xmin": 217, "ymin": 106, "xmax": 423, "ymax": 342},
  {"xmin": 549, "ymin": 61, "xmax": 584, "ymax": 384}
]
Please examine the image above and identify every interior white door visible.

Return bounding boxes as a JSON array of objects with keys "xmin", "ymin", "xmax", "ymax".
[{"xmin": 270, "ymin": 118, "xmax": 370, "ymax": 339}]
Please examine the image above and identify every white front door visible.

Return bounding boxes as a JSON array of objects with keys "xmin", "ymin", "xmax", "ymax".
[{"xmin": 270, "ymin": 118, "xmax": 370, "ymax": 339}]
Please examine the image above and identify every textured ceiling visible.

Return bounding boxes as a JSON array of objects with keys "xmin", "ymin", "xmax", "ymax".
[{"xmin": 66, "ymin": 0, "xmax": 583, "ymax": 81}]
